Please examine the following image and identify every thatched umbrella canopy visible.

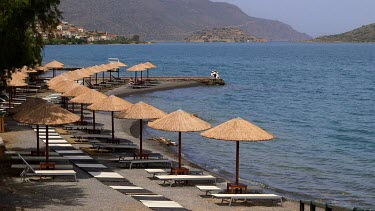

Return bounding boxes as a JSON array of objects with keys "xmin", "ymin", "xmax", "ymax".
[
  {"xmin": 7, "ymin": 75, "xmax": 27, "ymax": 108},
  {"xmin": 61, "ymin": 85, "xmax": 91, "ymax": 114},
  {"xmin": 148, "ymin": 110, "xmax": 211, "ymax": 168},
  {"xmin": 44, "ymin": 60, "xmax": 64, "ymax": 77},
  {"xmin": 111, "ymin": 61, "xmax": 127, "ymax": 67},
  {"xmin": 110, "ymin": 61, "xmax": 127, "ymax": 79},
  {"xmin": 44, "ymin": 60, "xmax": 64, "ymax": 69},
  {"xmin": 127, "ymin": 64, "xmax": 147, "ymax": 80},
  {"xmin": 86, "ymin": 66, "xmax": 103, "ymax": 85},
  {"xmin": 49, "ymin": 79, "xmax": 76, "ymax": 92},
  {"xmin": 88, "ymin": 95, "xmax": 132, "ymax": 142},
  {"xmin": 61, "ymin": 85, "xmax": 91, "ymax": 97},
  {"xmin": 201, "ymin": 117, "xmax": 274, "ymax": 185},
  {"xmin": 70, "ymin": 90, "xmax": 108, "ymax": 127},
  {"xmin": 35, "ymin": 65, "xmax": 48, "ymax": 72},
  {"xmin": 8, "ymin": 97, "xmax": 45, "ymax": 114},
  {"xmin": 8, "ymin": 78, "xmax": 27, "ymax": 87},
  {"xmin": 143, "ymin": 62, "xmax": 157, "ymax": 79},
  {"xmin": 9, "ymin": 98, "xmax": 46, "ymax": 154},
  {"xmin": 64, "ymin": 70, "xmax": 90, "ymax": 81},
  {"xmin": 13, "ymin": 102, "xmax": 79, "ymax": 162},
  {"xmin": 115, "ymin": 101, "xmax": 166, "ymax": 153}
]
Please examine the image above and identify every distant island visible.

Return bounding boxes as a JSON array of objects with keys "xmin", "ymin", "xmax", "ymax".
[
  {"xmin": 185, "ymin": 27, "xmax": 267, "ymax": 43},
  {"xmin": 311, "ymin": 23, "xmax": 375, "ymax": 43}
]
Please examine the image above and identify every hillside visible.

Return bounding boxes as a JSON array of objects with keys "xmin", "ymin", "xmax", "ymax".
[
  {"xmin": 59, "ymin": 0, "xmax": 311, "ymax": 41},
  {"xmin": 185, "ymin": 27, "xmax": 266, "ymax": 42},
  {"xmin": 312, "ymin": 23, "xmax": 375, "ymax": 42}
]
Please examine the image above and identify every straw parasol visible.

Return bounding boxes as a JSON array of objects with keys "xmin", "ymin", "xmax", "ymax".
[
  {"xmin": 115, "ymin": 101, "xmax": 166, "ymax": 154},
  {"xmin": 48, "ymin": 79, "xmax": 77, "ymax": 92},
  {"xmin": 148, "ymin": 110, "xmax": 211, "ymax": 169},
  {"xmin": 70, "ymin": 90, "xmax": 108, "ymax": 128},
  {"xmin": 201, "ymin": 117, "xmax": 274, "ymax": 186},
  {"xmin": 62, "ymin": 85, "xmax": 91, "ymax": 113},
  {"xmin": 87, "ymin": 95, "xmax": 133, "ymax": 142},
  {"xmin": 44, "ymin": 60, "xmax": 64, "ymax": 77},
  {"xmin": 110, "ymin": 61, "xmax": 127, "ymax": 79},
  {"xmin": 13, "ymin": 102, "xmax": 79, "ymax": 162},
  {"xmin": 7, "ymin": 75, "xmax": 28, "ymax": 108},
  {"xmin": 127, "ymin": 64, "xmax": 147, "ymax": 80},
  {"xmin": 143, "ymin": 62, "xmax": 157, "ymax": 79},
  {"xmin": 61, "ymin": 85, "xmax": 91, "ymax": 97},
  {"xmin": 9, "ymin": 98, "xmax": 46, "ymax": 155}
]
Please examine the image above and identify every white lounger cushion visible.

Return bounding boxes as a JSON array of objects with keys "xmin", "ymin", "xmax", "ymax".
[
  {"xmin": 89, "ymin": 172, "xmax": 124, "ymax": 178},
  {"xmin": 140, "ymin": 200, "xmax": 183, "ymax": 208}
]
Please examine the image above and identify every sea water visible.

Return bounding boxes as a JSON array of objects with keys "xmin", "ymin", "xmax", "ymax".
[{"xmin": 43, "ymin": 42, "xmax": 375, "ymax": 208}]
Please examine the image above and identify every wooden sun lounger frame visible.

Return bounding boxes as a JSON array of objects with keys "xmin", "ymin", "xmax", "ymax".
[
  {"xmin": 155, "ymin": 175, "xmax": 217, "ymax": 187},
  {"xmin": 120, "ymin": 159, "xmax": 172, "ymax": 169},
  {"xmin": 211, "ymin": 193, "xmax": 282, "ymax": 206},
  {"xmin": 18, "ymin": 154, "xmax": 77, "ymax": 182}
]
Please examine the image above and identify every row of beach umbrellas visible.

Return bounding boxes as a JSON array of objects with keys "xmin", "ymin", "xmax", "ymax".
[
  {"xmin": 12, "ymin": 99, "xmax": 274, "ymax": 186},
  {"xmin": 9, "ymin": 61, "xmax": 273, "ymax": 187}
]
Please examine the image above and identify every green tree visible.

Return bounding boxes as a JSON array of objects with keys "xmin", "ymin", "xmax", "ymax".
[{"xmin": 0, "ymin": 0, "xmax": 61, "ymax": 90}]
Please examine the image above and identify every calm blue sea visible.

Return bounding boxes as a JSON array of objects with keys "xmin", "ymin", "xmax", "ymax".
[{"xmin": 43, "ymin": 43, "xmax": 375, "ymax": 209}]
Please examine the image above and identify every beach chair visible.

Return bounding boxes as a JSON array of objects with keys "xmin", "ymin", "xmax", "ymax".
[
  {"xmin": 196, "ymin": 185, "xmax": 222, "ymax": 195},
  {"xmin": 211, "ymin": 193, "xmax": 282, "ymax": 206},
  {"xmin": 155, "ymin": 175, "xmax": 216, "ymax": 187},
  {"xmin": 120, "ymin": 159, "xmax": 172, "ymax": 169},
  {"xmin": 18, "ymin": 154, "xmax": 77, "ymax": 182}
]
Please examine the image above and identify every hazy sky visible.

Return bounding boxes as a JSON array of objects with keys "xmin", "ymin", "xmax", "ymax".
[{"xmin": 213, "ymin": 0, "xmax": 375, "ymax": 37}]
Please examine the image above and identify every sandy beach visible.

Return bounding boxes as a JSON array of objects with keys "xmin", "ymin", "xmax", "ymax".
[{"xmin": 0, "ymin": 81, "xmax": 318, "ymax": 210}]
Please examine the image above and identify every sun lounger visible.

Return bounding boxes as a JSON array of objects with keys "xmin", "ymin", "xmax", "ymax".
[
  {"xmin": 196, "ymin": 185, "xmax": 222, "ymax": 195},
  {"xmin": 5, "ymin": 151, "xmax": 59, "ymax": 156},
  {"xmin": 155, "ymin": 175, "xmax": 216, "ymax": 187},
  {"xmin": 120, "ymin": 159, "xmax": 172, "ymax": 169},
  {"xmin": 114, "ymin": 152, "xmax": 163, "ymax": 161},
  {"xmin": 145, "ymin": 168, "xmax": 203, "ymax": 177},
  {"xmin": 72, "ymin": 134, "xmax": 111, "ymax": 139},
  {"xmin": 18, "ymin": 154, "xmax": 77, "ymax": 182},
  {"xmin": 11, "ymin": 156, "xmax": 69, "ymax": 162},
  {"xmin": 211, "ymin": 193, "xmax": 282, "ymax": 206},
  {"xmin": 92, "ymin": 143, "xmax": 138, "ymax": 152},
  {"xmin": 12, "ymin": 164, "xmax": 74, "ymax": 170}
]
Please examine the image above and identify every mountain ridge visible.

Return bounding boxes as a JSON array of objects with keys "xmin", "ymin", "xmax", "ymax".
[
  {"xmin": 59, "ymin": 0, "xmax": 311, "ymax": 41},
  {"xmin": 312, "ymin": 23, "xmax": 375, "ymax": 42}
]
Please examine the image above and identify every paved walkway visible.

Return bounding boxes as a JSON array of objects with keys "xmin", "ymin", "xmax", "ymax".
[{"xmin": 34, "ymin": 126, "xmax": 189, "ymax": 211}]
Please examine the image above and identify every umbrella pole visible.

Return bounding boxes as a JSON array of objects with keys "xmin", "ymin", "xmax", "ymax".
[
  {"xmin": 140, "ymin": 119, "xmax": 143, "ymax": 154},
  {"xmin": 102, "ymin": 72, "xmax": 104, "ymax": 83},
  {"xmin": 141, "ymin": 72, "xmax": 143, "ymax": 81},
  {"xmin": 8, "ymin": 87, "xmax": 11, "ymax": 108},
  {"xmin": 110, "ymin": 71, "xmax": 112, "ymax": 81},
  {"xmin": 46, "ymin": 125, "xmax": 49, "ymax": 163},
  {"xmin": 95, "ymin": 73, "xmax": 98, "ymax": 85},
  {"xmin": 118, "ymin": 69, "xmax": 120, "ymax": 79},
  {"xmin": 36, "ymin": 125, "xmax": 40, "ymax": 155},
  {"xmin": 111, "ymin": 111, "xmax": 115, "ymax": 143},
  {"xmin": 178, "ymin": 132, "xmax": 182, "ymax": 169},
  {"xmin": 236, "ymin": 141, "xmax": 239, "ymax": 185},
  {"xmin": 81, "ymin": 103, "xmax": 84, "ymax": 124},
  {"xmin": 93, "ymin": 110, "xmax": 96, "ymax": 132},
  {"xmin": 53, "ymin": 69, "xmax": 56, "ymax": 77},
  {"xmin": 72, "ymin": 102, "xmax": 75, "ymax": 113},
  {"xmin": 147, "ymin": 69, "xmax": 149, "ymax": 79}
]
